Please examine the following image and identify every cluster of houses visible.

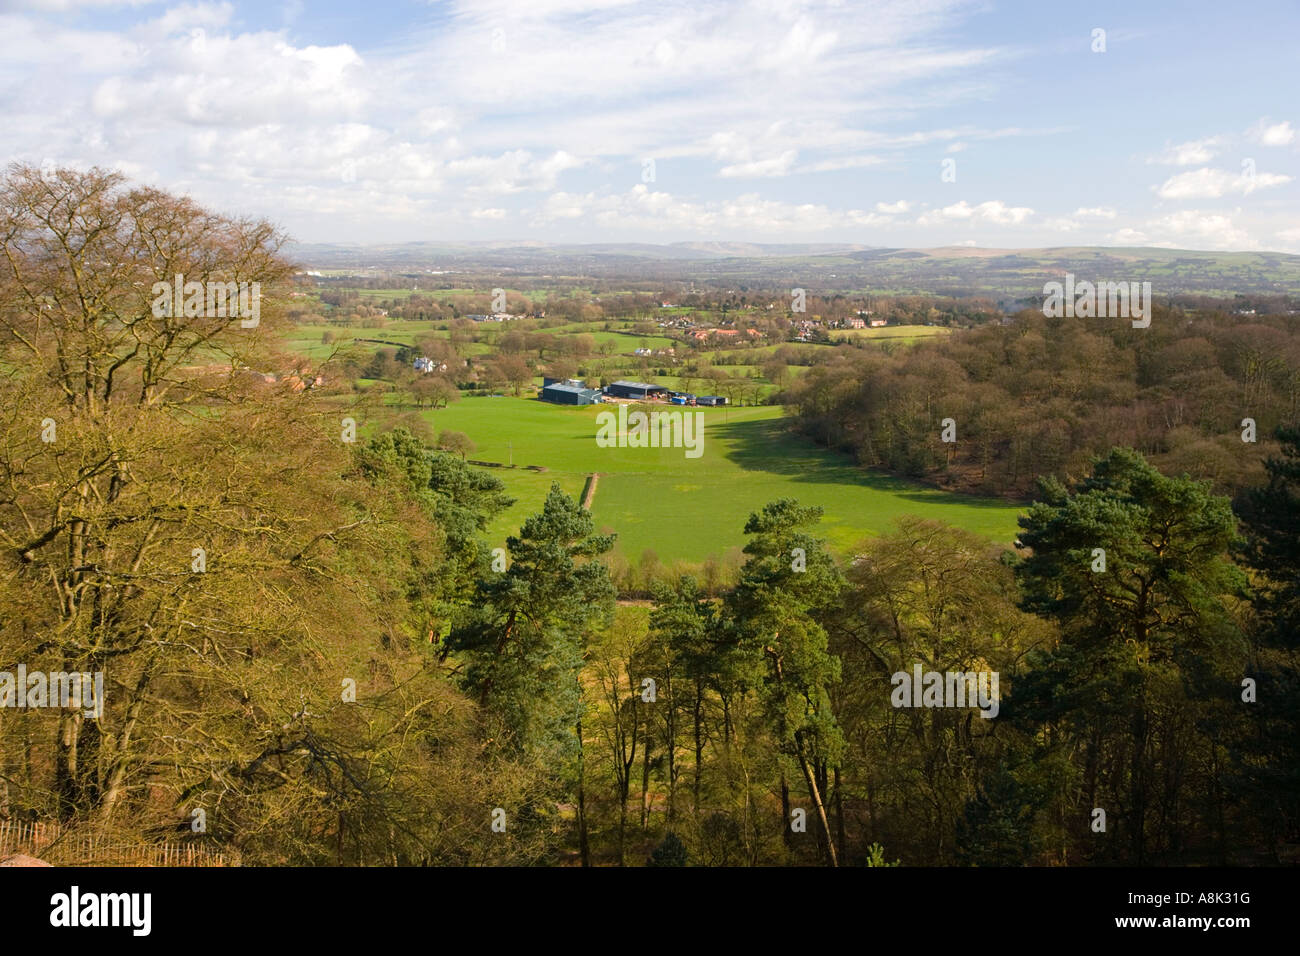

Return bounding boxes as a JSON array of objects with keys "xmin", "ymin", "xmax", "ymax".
[
  {"xmin": 463, "ymin": 309, "xmax": 546, "ymax": 322},
  {"xmin": 654, "ymin": 316, "xmax": 767, "ymax": 342},
  {"xmin": 657, "ymin": 316, "xmax": 695, "ymax": 331},
  {"xmin": 791, "ymin": 314, "xmax": 887, "ymax": 340},
  {"xmin": 539, "ymin": 377, "xmax": 727, "ymax": 407}
]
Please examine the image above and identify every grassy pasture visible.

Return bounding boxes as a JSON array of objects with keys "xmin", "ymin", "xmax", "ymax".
[
  {"xmin": 828, "ymin": 324, "xmax": 952, "ymax": 343},
  {"xmin": 420, "ymin": 397, "xmax": 1023, "ymax": 561}
]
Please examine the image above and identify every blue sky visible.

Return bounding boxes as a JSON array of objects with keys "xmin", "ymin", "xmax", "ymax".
[{"xmin": 2, "ymin": 0, "xmax": 1297, "ymax": 250}]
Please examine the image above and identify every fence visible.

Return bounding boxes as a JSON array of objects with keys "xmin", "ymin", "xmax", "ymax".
[{"xmin": 0, "ymin": 820, "xmax": 238, "ymax": 867}]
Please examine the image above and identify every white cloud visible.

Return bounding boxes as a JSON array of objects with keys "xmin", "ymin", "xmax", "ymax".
[
  {"xmin": 444, "ymin": 150, "xmax": 584, "ymax": 194},
  {"xmin": 917, "ymin": 199, "xmax": 1034, "ymax": 226},
  {"xmin": 1147, "ymin": 137, "xmax": 1222, "ymax": 166},
  {"xmin": 532, "ymin": 184, "xmax": 908, "ymax": 235},
  {"xmin": 1128, "ymin": 210, "xmax": 1258, "ymax": 251},
  {"xmin": 1044, "ymin": 218, "xmax": 1079, "ymax": 232},
  {"xmin": 1156, "ymin": 166, "xmax": 1291, "ymax": 199},
  {"xmin": 143, "ymin": 3, "xmax": 234, "ymax": 36},
  {"xmin": 845, "ymin": 209, "xmax": 896, "ymax": 227},
  {"xmin": 1074, "ymin": 206, "xmax": 1117, "ymax": 219},
  {"xmin": 875, "ymin": 200, "xmax": 910, "ymax": 214},
  {"xmin": 798, "ymin": 154, "xmax": 883, "ymax": 173},
  {"xmin": 719, "ymin": 151, "xmax": 798, "ymax": 178},
  {"xmin": 1107, "ymin": 228, "xmax": 1150, "ymax": 245},
  {"xmin": 1250, "ymin": 119, "xmax": 1296, "ymax": 146}
]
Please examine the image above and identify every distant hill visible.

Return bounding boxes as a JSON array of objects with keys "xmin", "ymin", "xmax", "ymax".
[{"xmin": 284, "ymin": 241, "xmax": 1300, "ymax": 300}]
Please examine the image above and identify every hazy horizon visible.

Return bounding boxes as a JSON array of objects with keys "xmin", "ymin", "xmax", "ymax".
[{"xmin": 282, "ymin": 238, "xmax": 1300, "ymax": 256}]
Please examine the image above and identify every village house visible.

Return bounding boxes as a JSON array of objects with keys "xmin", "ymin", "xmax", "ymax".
[{"xmin": 413, "ymin": 356, "xmax": 447, "ymax": 374}]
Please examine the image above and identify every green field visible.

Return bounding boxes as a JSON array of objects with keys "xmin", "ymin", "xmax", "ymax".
[
  {"xmin": 829, "ymin": 324, "xmax": 952, "ymax": 343},
  {"xmin": 283, "ymin": 323, "xmax": 497, "ymax": 361},
  {"xmin": 421, "ymin": 396, "xmax": 1023, "ymax": 560}
]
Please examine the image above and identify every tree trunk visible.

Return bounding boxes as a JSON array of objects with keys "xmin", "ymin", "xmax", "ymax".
[
  {"xmin": 780, "ymin": 773, "xmax": 792, "ymax": 849},
  {"xmin": 576, "ymin": 718, "xmax": 590, "ymax": 867},
  {"xmin": 693, "ymin": 684, "xmax": 704, "ymax": 815},
  {"xmin": 834, "ymin": 765, "xmax": 847, "ymax": 864},
  {"xmin": 1130, "ymin": 687, "xmax": 1148, "ymax": 865},
  {"xmin": 795, "ymin": 742, "xmax": 838, "ymax": 867},
  {"xmin": 640, "ymin": 735, "xmax": 652, "ymax": 831}
]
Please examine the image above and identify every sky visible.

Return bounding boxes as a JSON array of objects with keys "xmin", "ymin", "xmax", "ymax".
[{"xmin": 2, "ymin": 0, "xmax": 1298, "ymax": 251}]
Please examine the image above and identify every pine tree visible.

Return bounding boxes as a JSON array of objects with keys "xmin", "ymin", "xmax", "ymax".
[
  {"xmin": 1235, "ymin": 427, "xmax": 1300, "ymax": 854},
  {"xmin": 727, "ymin": 499, "xmax": 845, "ymax": 865},
  {"xmin": 447, "ymin": 484, "xmax": 615, "ymax": 766},
  {"xmin": 1014, "ymin": 448, "xmax": 1246, "ymax": 863}
]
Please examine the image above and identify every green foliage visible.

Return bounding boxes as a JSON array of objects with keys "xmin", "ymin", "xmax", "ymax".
[
  {"xmin": 728, "ymin": 499, "xmax": 845, "ymax": 864},
  {"xmin": 1239, "ymin": 427, "xmax": 1300, "ymax": 647},
  {"xmin": 864, "ymin": 843, "xmax": 900, "ymax": 867},
  {"xmin": 955, "ymin": 768, "xmax": 1039, "ymax": 866},
  {"xmin": 1016, "ymin": 447, "xmax": 1245, "ymax": 684},
  {"xmin": 647, "ymin": 831, "xmax": 689, "ymax": 866},
  {"xmin": 447, "ymin": 484, "xmax": 615, "ymax": 766},
  {"xmin": 358, "ymin": 427, "xmax": 515, "ymax": 632},
  {"xmin": 1235, "ymin": 427, "xmax": 1300, "ymax": 851},
  {"xmin": 730, "ymin": 500, "xmax": 845, "ymax": 768},
  {"xmin": 1013, "ymin": 448, "xmax": 1248, "ymax": 862}
]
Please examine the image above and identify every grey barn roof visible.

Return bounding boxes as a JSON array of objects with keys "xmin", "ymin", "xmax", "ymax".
[{"xmin": 543, "ymin": 383, "xmax": 593, "ymax": 394}]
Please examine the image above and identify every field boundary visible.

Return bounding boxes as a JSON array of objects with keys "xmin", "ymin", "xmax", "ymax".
[{"xmin": 581, "ymin": 473, "xmax": 600, "ymax": 509}]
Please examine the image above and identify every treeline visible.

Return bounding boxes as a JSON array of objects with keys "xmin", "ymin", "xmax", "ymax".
[{"xmin": 785, "ymin": 307, "xmax": 1300, "ymax": 498}]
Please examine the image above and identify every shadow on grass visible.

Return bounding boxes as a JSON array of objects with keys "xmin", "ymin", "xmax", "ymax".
[{"xmin": 709, "ymin": 416, "xmax": 1024, "ymax": 511}]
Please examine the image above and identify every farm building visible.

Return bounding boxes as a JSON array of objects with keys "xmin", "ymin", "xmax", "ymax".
[
  {"xmin": 605, "ymin": 380, "xmax": 670, "ymax": 401},
  {"xmin": 543, "ymin": 376, "xmax": 585, "ymax": 389},
  {"xmin": 696, "ymin": 395, "xmax": 727, "ymax": 406},
  {"xmin": 541, "ymin": 383, "xmax": 602, "ymax": 405}
]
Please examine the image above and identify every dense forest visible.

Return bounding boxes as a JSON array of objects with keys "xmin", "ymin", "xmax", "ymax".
[
  {"xmin": 785, "ymin": 306, "xmax": 1300, "ymax": 499},
  {"xmin": 1, "ymin": 166, "xmax": 1296, "ymax": 867}
]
